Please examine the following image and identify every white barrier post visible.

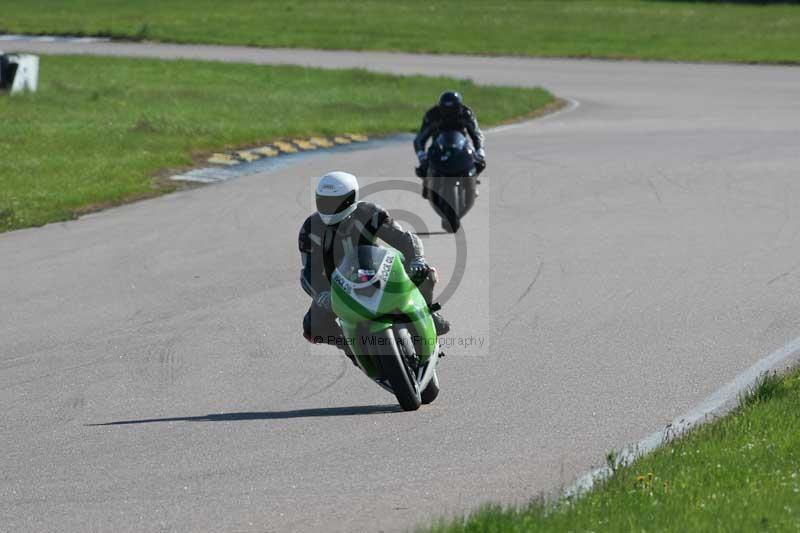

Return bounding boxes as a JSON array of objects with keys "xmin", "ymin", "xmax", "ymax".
[{"xmin": 0, "ymin": 53, "xmax": 39, "ymax": 94}]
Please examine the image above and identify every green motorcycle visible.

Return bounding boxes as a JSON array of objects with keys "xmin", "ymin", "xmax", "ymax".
[{"xmin": 331, "ymin": 245, "xmax": 442, "ymax": 411}]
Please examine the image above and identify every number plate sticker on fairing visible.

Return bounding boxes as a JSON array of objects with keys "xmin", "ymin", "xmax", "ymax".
[{"xmin": 333, "ymin": 252, "xmax": 395, "ymax": 315}]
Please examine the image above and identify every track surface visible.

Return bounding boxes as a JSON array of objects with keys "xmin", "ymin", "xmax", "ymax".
[{"xmin": 2, "ymin": 41, "xmax": 800, "ymax": 532}]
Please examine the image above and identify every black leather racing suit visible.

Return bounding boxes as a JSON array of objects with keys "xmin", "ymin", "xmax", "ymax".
[
  {"xmin": 299, "ymin": 201, "xmax": 436, "ymax": 345},
  {"xmin": 413, "ymin": 104, "xmax": 485, "ymax": 157}
]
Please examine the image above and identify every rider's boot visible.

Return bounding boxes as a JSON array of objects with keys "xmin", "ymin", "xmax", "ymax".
[{"xmin": 431, "ymin": 312, "xmax": 450, "ymax": 336}]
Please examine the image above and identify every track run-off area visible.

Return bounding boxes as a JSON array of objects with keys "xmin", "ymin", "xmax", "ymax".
[{"xmin": 2, "ymin": 40, "xmax": 800, "ymax": 532}]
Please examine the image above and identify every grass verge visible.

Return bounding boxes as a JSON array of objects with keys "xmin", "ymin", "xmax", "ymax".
[
  {"xmin": 428, "ymin": 369, "xmax": 800, "ymax": 532},
  {"xmin": 3, "ymin": 1, "xmax": 800, "ymax": 63},
  {"xmin": 0, "ymin": 55, "xmax": 553, "ymax": 232}
]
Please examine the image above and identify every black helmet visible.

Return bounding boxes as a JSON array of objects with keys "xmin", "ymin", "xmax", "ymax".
[{"xmin": 439, "ymin": 91, "xmax": 463, "ymax": 110}]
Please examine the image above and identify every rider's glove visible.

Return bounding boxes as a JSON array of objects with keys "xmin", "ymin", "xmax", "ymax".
[
  {"xmin": 315, "ymin": 291, "xmax": 332, "ymax": 311},
  {"xmin": 408, "ymin": 257, "xmax": 429, "ymax": 282},
  {"xmin": 475, "ymin": 148, "xmax": 487, "ymax": 173},
  {"xmin": 415, "ymin": 150, "xmax": 428, "ymax": 178}
]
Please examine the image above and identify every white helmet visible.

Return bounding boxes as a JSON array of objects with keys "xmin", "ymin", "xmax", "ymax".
[{"xmin": 315, "ymin": 171, "xmax": 359, "ymax": 225}]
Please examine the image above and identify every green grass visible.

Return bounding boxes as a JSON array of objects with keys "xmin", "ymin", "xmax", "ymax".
[
  {"xmin": 4, "ymin": 1, "xmax": 800, "ymax": 63},
  {"xmin": 0, "ymin": 55, "xmax": 553, "ymax": 232},
  {"xmin": 429, "ymin": 370, "xmax": 800, "ymax": 532}
]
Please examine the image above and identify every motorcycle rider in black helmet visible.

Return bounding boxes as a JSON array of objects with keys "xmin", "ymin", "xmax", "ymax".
[
  {"xmin": 414, "ymin": 91, "xmax": 486, "ymax": 198},
  {"xmin": 299, "ymin": 171, "xmax": 451, "ymax": 358}
]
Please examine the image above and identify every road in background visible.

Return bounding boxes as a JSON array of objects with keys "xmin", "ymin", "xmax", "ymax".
[{"xmin": 2, "ymin": 40, "xmax": 800, "ymax": 531}]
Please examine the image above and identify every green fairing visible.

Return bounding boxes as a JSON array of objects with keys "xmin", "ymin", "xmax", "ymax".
[{"xmin": 331, "ymin": 249, "xmax": 436, "ymax": 378}]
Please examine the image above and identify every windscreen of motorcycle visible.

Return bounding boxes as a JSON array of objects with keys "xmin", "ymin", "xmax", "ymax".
[
  {"xmin": 333, "ymin": 246, "xmax": 395, "ymax": 309},
  {"xmin": 428, "ymin": 130, "xmax": 475, "ymax": 177}
]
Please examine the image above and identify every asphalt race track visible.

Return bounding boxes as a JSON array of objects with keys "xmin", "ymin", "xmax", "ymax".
[{"xmin": 3, "ymin": 40, "xmax": 800, "ymax": 532}]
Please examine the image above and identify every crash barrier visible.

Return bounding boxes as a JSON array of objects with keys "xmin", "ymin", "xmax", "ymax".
[{"xmin": 0, "ymin": 53, "xmax": 39, "ymax": 94}]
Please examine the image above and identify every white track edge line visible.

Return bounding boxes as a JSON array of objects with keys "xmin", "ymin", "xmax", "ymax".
[
  {"xmin": 565, "ymin": 335, "xmax": 800, "ymax": 498},
  {"xmin": 489, "ymin": 98, "xmax": 580, "ymax": 133}
]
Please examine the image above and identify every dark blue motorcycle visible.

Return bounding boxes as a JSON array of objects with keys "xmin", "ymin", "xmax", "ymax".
[{"xmin": 418, "ymin": 130, "xmax": 484, "ymax": 233}]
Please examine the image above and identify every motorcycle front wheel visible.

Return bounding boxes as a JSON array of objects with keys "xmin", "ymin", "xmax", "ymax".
[
  {"xmin": 432, "ymin": 180, "xmax": 462, "ymax": 233},
  {"xmin": 370, "ymin": 328, "xmax": 421, "ymax": 411},
  {"xmin": 421, "ymin": 370, "xmax": 440, "ymax": 404}
]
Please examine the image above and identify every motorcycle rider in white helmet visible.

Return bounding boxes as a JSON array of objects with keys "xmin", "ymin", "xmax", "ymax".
[{"xmin": 299, "ymin": 171, "xmax": 450, "ymax": 356}]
